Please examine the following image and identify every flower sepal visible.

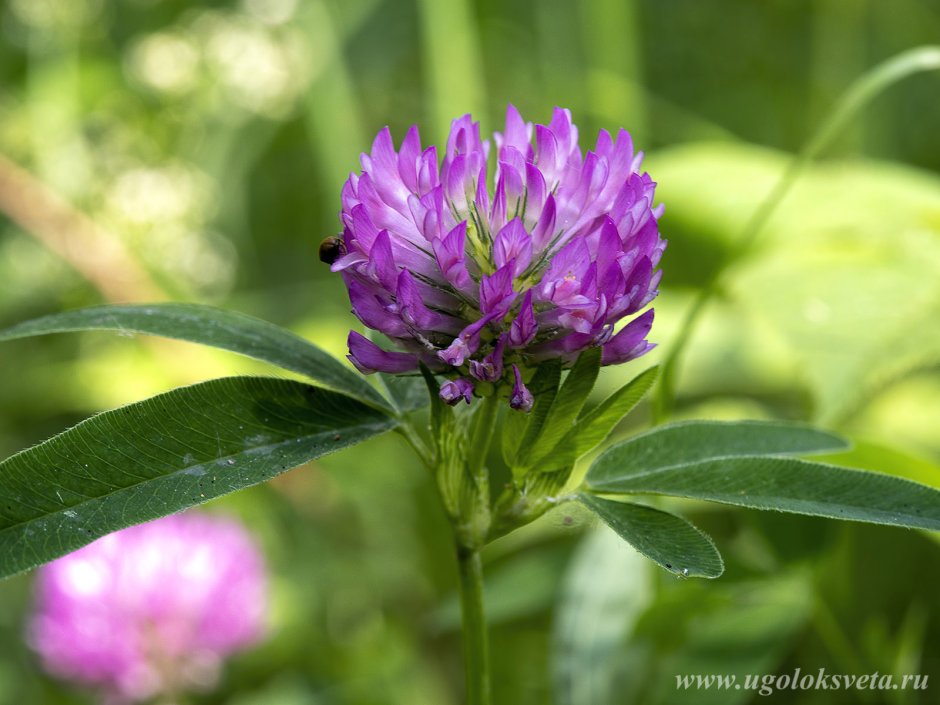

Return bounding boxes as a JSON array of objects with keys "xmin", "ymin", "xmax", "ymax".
[
  {"xmin": 491, "ymin": 364, "xmax": 662, "ymax": 536},
  {"xmin": 419, "ymin": 366, "xmax": 493, "ymax": 549}
]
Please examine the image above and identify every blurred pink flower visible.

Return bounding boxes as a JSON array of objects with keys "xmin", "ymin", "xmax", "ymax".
[{"xmin": 29, "ymin": 512, "xmax": 268, "ymax": 703}]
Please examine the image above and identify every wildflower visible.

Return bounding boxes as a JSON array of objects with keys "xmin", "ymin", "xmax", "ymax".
[
  {"xmin": 330, "ymin": 105, "xmax": 665, "ymax": 408},
  {"xmin": 29, "ymin": 513, "xmax": 267, "ymax": 703}
]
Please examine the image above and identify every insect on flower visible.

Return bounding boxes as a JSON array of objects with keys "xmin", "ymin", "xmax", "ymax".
[{"xmin": 318, "ymin": 236, "xmax": 346, "ymax": 265}]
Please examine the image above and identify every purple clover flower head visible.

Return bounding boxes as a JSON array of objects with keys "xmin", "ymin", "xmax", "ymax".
[
  {"xmin": 29, "ymin": 512, "xmax": 267, "ymax": 703},
  {"xmin": 332, "ymin": 105, "xmax": 665, "ymax": 409}
]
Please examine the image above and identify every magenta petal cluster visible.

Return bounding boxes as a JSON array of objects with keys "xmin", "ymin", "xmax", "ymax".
[
  {"xmin": 333, "ymin": 105, "xmax": 665, "ymax": 407},
  {"xmin": 29, "ymin": 512, "xmax": 267, "ymax": 703}
]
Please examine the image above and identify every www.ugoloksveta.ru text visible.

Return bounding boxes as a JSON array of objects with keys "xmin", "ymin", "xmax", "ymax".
[{"xmin": 675, "ymin": 669, "xmax": 929, "ymax": 697}]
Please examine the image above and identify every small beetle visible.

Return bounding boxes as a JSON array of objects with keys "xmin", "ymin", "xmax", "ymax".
[{"xmin": 318, "ymin": 236, "xmax": 346, "ymax": 265}]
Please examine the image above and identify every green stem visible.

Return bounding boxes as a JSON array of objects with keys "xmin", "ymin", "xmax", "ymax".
[
  {"xmin": 395, "ymin": 421, "xmax": 433, "ymax": 470},
  {"xmin": 466, "ymin": 394, "xmax": 499, "ymax": 481},
  {"xmin": 652, "ymin": 45, "xmax": 940, "ymax": 423},
  {"xmin": 457, "ymin": 546, "xmax": 491, "ymax": 705}
]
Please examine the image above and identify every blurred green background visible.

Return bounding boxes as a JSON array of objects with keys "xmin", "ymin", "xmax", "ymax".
[{"xmin": 1, "ymin": 0, "xmax": 939, "ymax": 703}]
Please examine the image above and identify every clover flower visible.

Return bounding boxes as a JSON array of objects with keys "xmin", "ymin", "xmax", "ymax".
[
  {"xmin": 29, "ymin": 512, "xmax": 267, "ymax": 703},
  {"xmin": 327, "ymin": 105, "xmax": 665, "ymax": 408}
]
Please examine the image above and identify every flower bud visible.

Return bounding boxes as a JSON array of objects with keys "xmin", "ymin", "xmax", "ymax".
[
  {"xmin": 509, "ymin": 365, "xmax": 534, "ymax": 412},
  {"xmin": 440, "ymin": 377, "xmax": 474, "ymax": 405}
]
